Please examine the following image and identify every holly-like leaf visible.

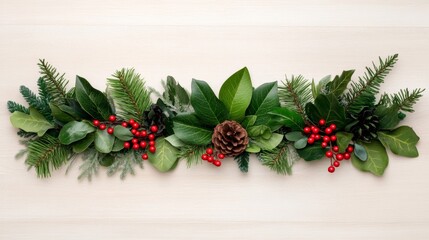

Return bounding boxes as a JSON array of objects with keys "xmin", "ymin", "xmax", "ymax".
[
  {"xmin": 191, "ymin": 79, "xmax": 229, "ymax": 126},
  {"xmin": 246, "ymin": 82, "xmax": 280, "ymax": 125},
  {"xmin": 72, "ymin": 133, "xmax": 95, "ymax": 153},
  {"xmin": 305, "ymin": 94, "xmax": 346, "ymax": 129},
  {"xmin": 172, "ymin": 114, "xmax": 213, "ymax": 145},
  {"xmin": 113, "ymin": 125, "xmax": 133, "ymax": 141},
  {"xmin": 268, "ymin": 107, "xmax": 305, "ymax": 131},
  {"xmin": 148, "ymin": 137, "xmax": 179, "ymax": 172},
  {"xmin": 59, "ymin": 121, "xmax": 96, "ymax": 145},
  {"xmin": 326, "ymin": 70, "xmax": 354, "ymax": 96},
  {"xmin": 352, "ymin": 140, "xmax": 388, "ymax": 176},
  {"xmin": 354, "ymin": 143, "xmax": 368, "ymax": 161},
  {"xmin": 94, "ymin": 129, "xmax": 115, "ymax": 153},
  {"xmin": 219, "ymin": 67, "xmax": 253, "ymax": 121},
  {"xmin": 297, "ymin": 145, "xmax": 325, "ymax": 161},
  {"xmin": 336, "ymin": 132, "xmax": 353, "ymax": 153},
  {"xmin": 75, "ymin": 76, "xmax": 113, "ymax": 120},
  {"xmin": 378, "ymin": 126, "xmax": 420, "ymax": 157},
  {"xmin": 10, "ymin": 107, "xmax": 54, "ymax": 137}
]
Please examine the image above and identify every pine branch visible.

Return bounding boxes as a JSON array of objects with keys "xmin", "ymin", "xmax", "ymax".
[
  {"xmin": 25, "ymin": 135, "xmax": 72, "ymax": 178},
  {"xmin": 37, "ymin": 77, "xmax": 52, "ymax": 103},
  {"xmin": 19, "ymin": 85, "xmax": 52, "ymax": 121},
  {"xmin": 389, "ymin": 88, "xmax": 425, "ymax": 112},
  {"xmin": 234, "ymin": 152, "xmax": 249, "ymax": 173},
  {"xmin": 345, "ymin": 54, "xmax": 398, "ymax": 114},
  {"xmin": 78, "ymin": 149, "xmax": 100, "ymax": 181},
  {"xmin": 107, "ymin": 151, "xmax": 143, "ymax": 180},
  {"xmin": 38, "ymin": 59, "xmax": 68, "ymax": 104},
  {"xmin": 7, "ymin": 101, "xmax": 29, "ymax": 114},
  {"xmin": 178, "ymin": 145, "xmax": 207, "ymax": 167},
  {"xmin": 257, "ymin": 143, "xmax": 298, "ymax": 175},
  {"xmin": 107, "ymin": 68, "xmax": 151, "ymax": 122},
  {"xmin": 17, "ymin": 129, "xmax": 37, "ymax": 138},
  {"xmin": 278, "ymin": 75, "xmax": 312, "ymax": 119}
]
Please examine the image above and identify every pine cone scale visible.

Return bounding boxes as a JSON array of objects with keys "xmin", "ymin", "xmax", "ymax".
[{"xmin": 212, "ymin": 120, "xmax": 249, "ymax": 157}]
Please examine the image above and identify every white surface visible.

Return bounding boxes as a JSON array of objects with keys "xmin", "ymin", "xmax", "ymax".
[{"xmin": 1, "ymin": 1, "xmax": 429, "ymax": 239}]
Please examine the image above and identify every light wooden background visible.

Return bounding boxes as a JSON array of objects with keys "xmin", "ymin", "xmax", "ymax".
[{"xmin": 1, "ymin": 1, "xmax": 429, "ymax": 239}]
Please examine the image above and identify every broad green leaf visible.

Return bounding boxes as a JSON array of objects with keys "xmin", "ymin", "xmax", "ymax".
[
  {"xmin": 72, "ymin": 133, "xmax": 95, "ymax": 153},
  {"xmin": 113, "ymin": 125, "xmax": 133, "ymax": 141},
  {"xmin": 326, "ymin": 70, "xmax": 354, "ymax": 96},
  {"xmin": 246, "ymin": 143, "xmax": 261, "ymax": 153},
  {"xmin": 94, "ymin": 129, "xmax": 115, "ymax": 153},
  {"xmin": 165, "ymin": 135, "xmax": 186, "ymax": 148},
  {"xmin": 219, "ymin": 67, "xmax": 253, "ymax": 121},
  {"xmin": 49, "ymin": 103, "xmax": 76, "ymax": 123},
  {"xmin": 375, "ymin": 105, "xmax": 401, "ymax": 130},
  {"xmin": 268, "ymin": 107, "xmax": 305, "ymax": 131},
  {"xmin": 253, "ymin": 133, "xmax": 283, "ymax": 150},
  {"xmin": 294, "ymin": 137, "xmax": 308, "ymax": 149},
  {"xmin": 246, "ymin": 82, "xmax": 280, "ymax": 125},
  {"xmin": 173, "ymin": 113, "xmax": 213, "ymax": 145},
  {"xmin": 378, "ymin": 126, "xmax": 420, "ymax": 157},
  {"xmin": 59, "ymin": 121, "xmax": 96, "ymax": 145},
  {"xmin": 10, "ymin": 107, "xmax": 54, "ymax": 137},
  {"xmin": 336, "ymin": 132, "xmax": 354, "ymax": 153},
  {"xmin": 241, "ymin": 115, "xmax": 257, "ymax": 129},
  {"xmin": 305, "ymin": 94, "xmax": 346, "ymax": 129},
  {"xmin": 352, "ymin": 140, "xmax": 388, "ymax": 176},
  {"xmin": 148, "ymin": 137, "xmax": 179, "ymax": 172},
  {"xmin": 285, "ymin": 131, "xmax": 306, "ymax": 141},
  {"xmin": 312, "ymin": 75, "xmax": 331, "ymax": 98},
  {"xmin": 190, "ymin": 79, "xmax": 229, "ymax": 126},
  {"xmin": 99, "ymin": 155, "xmax": 115, "ymax": 167},
  {"xmin": 75, "ymin": 76, "xmax": 113, "ymax": 120},
  {"xmin": 248, "ymin": 125, "xmax": 272, "ymax": 139},
  {"xmin": 297, "ymin": 145, "xmax": 325, "ymax": 161},
  {"xmin": 112, "ymin": 139, "xmax": 125, "ymax": 152},
  {"xmin": 354, "ymin": 143, "xmax": 368, "ymax": 161},
  {"xmin": 176, "ymin": 83, "xmax": 190, "ymax": 105}
]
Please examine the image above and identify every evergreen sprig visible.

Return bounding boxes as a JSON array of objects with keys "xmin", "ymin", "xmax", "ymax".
[
  {"xmin": 38, "ymin": 59, "xmax": 68, "ymax": 104},
  {"xmin": 19, "ymin": 85, "xmax": 52, "ymax": 120},
  {"xmin": 279, "ymin": 75, "xmax": 312, "ymax": 119},
  {"xmin": 26, "ymin": 135, "xmax": 72, "ymax": 178},
  {"xmin": 177, "ymin": 145, "xmax": 207, "ymax": 167},
  {"xmin": 345, "ymin": 54, "xmax": 398, "ymax": 114},
  {"xmin": 78, "ymin": 149, "xmax": 100, "ymax": 181},
  {"xmin": 107, "ymin": 151, "xmax": 143, "ymax": 180},
  {"xmin": 257, "ymin": 143, "xmax": 298, "ymax": 175},
  {"xmin": 379, "ymin": 88, "xmax": 425, "ymax": 113},
  {"xmin": 7, "ymin": 101, "xmax": 29, "ymax": 114},
  {"xmin": 234, "ymin": 152, "xmax": 250, "ymax": 173},
  {"xmin": 107, "ymin": 68, "xmax": 151, "ymax": 122}
]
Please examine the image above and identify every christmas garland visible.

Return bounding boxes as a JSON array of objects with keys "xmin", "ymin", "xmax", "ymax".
[{"xmin": 7, "ymin": 55, "xmax": 424, "ymax": 180}]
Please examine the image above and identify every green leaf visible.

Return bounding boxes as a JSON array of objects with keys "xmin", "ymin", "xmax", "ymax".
[
  {"xmin": 75, "ymin": 76, "xmax": 113, "ymax": 120},
  {"xmin": 268, "ymin": 107, "xmax": 305, "ymax": 131},
  {"xmin": 378, "ymin": 126, "xmax": 420, "ymax": 157},
  {"xmin": 112, "ymin": 139, "xmax": 125, "ymax": 152},
  {"xmin": 294, "ymin": 137, "xmax": 308, "ymax": 149},
  {"xmin": 253, "ymin": 133, "xmax": 283, "ymax": 150},
  {"xmin": 248, "ymin": 125, "xmax": 272, "ymax": 139},
  {"xmin": 326, "ymin": 70, "xmax": 354, "ymax": 96},
  {"xmin": 246, "ymin": 142, "xmax": 261, "ymax": 153},
  {"xmin": 336, "ymin": 132, "xmax": 353, "ymax": 153},
  {"xmin": 241, "ymin": 115, "xmax": 257, "ymax": 129},
  {"xmin": 297, "ymin": 145, "xmax": 325, "ymax": 161},
  {"xmin": 246, "ymin": 82, "xmax": 279, "ymax": 124},
  {"xmin": 10, "ymin": 107, "xmax": 54, "ymax": 137},
  {"xmin": 352, "ymin": 140, "xmax": 388, "ymax": 176},
  {"xmin": 94, "ymin": 129, "xmax": 115, "ymax": 153},
  {"xmin": 49, "ymin": 103, "xmax": 76, "ymax": 123},
  {"xmin": 148, "ymin": 137, "xmax": 179, "ymax": 172},
  {"xmin": 305, "ymin": 94, "xmax": 346, "ymax": 129},
  {"xmin": 165, "ymin": 135, "xmax": 186, "ymax": 148},
  {"xmin": 113, "ymin": 125, "xmax": 133, "ymax": 141},
  {"xmin": 354, "ymin": 143, "xmax": 368, "ymax": 161},
  {"xmin": 72, "ymin": 133, "xmax": 95, "ymax": 153},
  {"xmin": 59, "ymin": 121, "xmax": 96, "ymax": 145},
  {"xmin": 173, "ymin": 113, "xmax": 213, "ymax": 145},
  {"xmin": 99, "ymin": 155, "xmax": 115, "ymax": 167},
  {"xmin": 176, "ymin": 82, "xmax": 190, "ymax": 105},
  {"xmin": 191, "ymin": 79, "xmax": 229, "ymax": 126},
  {"xmin": 219, "ymin": 67, "xmax": 253, "ymax": 121},
  {"xmin": 312, "ymin": 75, "xmax": 331, "ymax": 98},
  {"xmin": 375, "ymin": 106, "xmax": 401, "ymax": 130},
  {"xmin": 285, "ymin": 131, "xmax": 306, "ymax": 141}
]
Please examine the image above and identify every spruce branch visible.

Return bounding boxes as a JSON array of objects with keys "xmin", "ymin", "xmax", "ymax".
[
  {"xmin": 234, "ymin": 152, "xmax": 249, "ymax": 173},
  {"xmin": 7, "ymin": 101, "xmax": 29, "ymax": 114},
  {"xmin": 38, "ymin": 59, "xmax": 68, "ymax": 104},
  {"xmin": 388, "ymin": 88, "xmax": 425, "ymax": 112},
  {"xmin": 107, "ymin": 68, "xmax": 151, "ymax": 122},
  {"xmin": 178, "ymin": 145, "xmax": 207, "ymax": 167},
  {"xmin": 345, "ymin": 54, "xmax": 398, "ymax": 114},
  {"xmin": 19, "ymin": 85, "xmax": 52, "ymax": 121},
  {"xmin": 278, "ymin": 75, "xmax": 312, "ymax": 119},
  {"xmin": 257, "ymin": 143, "xmax": 298, "ymax": 175}
]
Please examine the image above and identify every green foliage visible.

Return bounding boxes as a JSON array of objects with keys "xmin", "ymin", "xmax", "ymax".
[
  {"xmin": 278, "ymin": 75, "xmax": 313, "ymax": 119},
  {"xmin": 336, "ymin": 132, "xmax": 353, "ymax": 153},
  {"xmin": 285, "ymin": 131, "xmax": 305, "ymax": 141},
  {"xmin": 107, "ymin": 151, "xmax": 143, "ymax": 180},
  {"xmin": 72, "ymin": 134, "xmax": 95, "ymax": 153},
  {"xmin": 311, "ymin": 75, "xmax": 331, "ymax": 98},
  {"xmin": 353, "ymin": 143, "xmax": 368, "ymax": 161},
  {"xmin": 94, "ymin": 129, "xmax": 115, "ymax": 153},
  {"xmin": 325, "ymin": 70, "xmax": 354, "ymax": 96},
  {"xmin": 38, "ymin": 59, "xmax": 68, "ymax": 104},
  {"xmin": 268, "ymin": 107, "xmax": 305, "ymax": 131},
  {"xmin": 148, "ymin": 137, "xmax": 179, "ymax": 172},
  {"xmin": 352, "ymin": 140, "xmax": 388, "ymax": 176},
  {"xmin": 151, "ymin": 76, "xmax": 191, "ymax": 113},
  {"xmin": 107, "ymin": 68, "xmax": 151, "ymax": 122},
  {"xmin": 177, "ymin": 144, "xmax": 207, "ymax": 167},
  {"xmin": 234, "ymin": 152, "xmax": 250, "ymax": 173},
  {"xmin": 297, "ymin": 145, "xmax": 325, "ymax": 161},
  {"xmin": 7, "ymin": 101, "xmax": 29, "ymax": 114},
  {"xmin": 49, "ymin": 103, "xmax": 76, "ymax": 123},
  {"xmin": 173, "ymin": 113, "xmax": 213, "ymax": 145},
  {"xmin": 17, "ymin": 129, "xmax": 37, "ymax": 138},
  {"xmin": 305, "ymin": 94, "xmax": 346, "ymax": 129},
  {"xmin": 258, "ymin": 143, "xmax": 298, "ymax": 175},
  {"xmin": 75, "ymin": 76, "xmax": 113, "ymax": 120},
  {"xmin": 246, "ymin": 82, "xmax": 280, "ymax": 125},
  {"xmin": 58, "ymin": 121, "xmax": 96, "ymax": 145},
  {"xmin": 19, "ymin": 85, "xmax": 52, "ymax": 120},
  {"xmin": 219, "ymin": 67, "xmax": 253, "ymax": 121},
  {"xmin": 10, "ymin": 107, "xmax": 54, "ymax": 136},
  {"xmin": 78, "ymin": 149, "xmax": 100, "ymax": 181},
  {"xmin": 26, "ymin": 134, "xmax": 72, "ymax": 178},
  {"xmin": 113, "ymin": 125, "xmax": 134, "ymax": 141},
  {"xmin": 378, "ymin": 126, "xmax": 419, "ymax": 157},
  {"xmin": 345, "ymin": 54, "xmax": 398, "ymax": 115},
  {"xmin": 252, "ymin": 133, "xmax": 283, "ymax": 151}
]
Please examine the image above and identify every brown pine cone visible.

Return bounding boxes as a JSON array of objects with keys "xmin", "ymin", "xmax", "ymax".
[{"xmin": 212, "ymin": 120, "xmax": 249, "ymax": 157}]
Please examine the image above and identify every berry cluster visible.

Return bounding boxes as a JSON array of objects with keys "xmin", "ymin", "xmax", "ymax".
[
  {"xmin": 92, "ymin": 115, "xmax": 118, "ymax": 135},
  {"xmin": 303, "ymin": 119, "xmax": 354, "ymax": 173},
  {"xmin": 201, "ymin": 148, "xmax": 224, "ymax": 167}
]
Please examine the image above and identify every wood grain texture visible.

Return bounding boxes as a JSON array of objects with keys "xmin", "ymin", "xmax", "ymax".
[{"xmin": 1, "ymin": 1, "xmax": 429, "ymax": 239}]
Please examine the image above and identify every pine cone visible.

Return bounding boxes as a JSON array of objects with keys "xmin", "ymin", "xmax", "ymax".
[
  {"xmin": 143, "ymin": 104, "xmax": 167, "ymax": 135},
  {"xmin": 212, "ymin": 120, "xmax": 249, "ymax": 157},
  {"xmin": 348, "ymin": 107, "xmax": 380, "ymax": 141}
]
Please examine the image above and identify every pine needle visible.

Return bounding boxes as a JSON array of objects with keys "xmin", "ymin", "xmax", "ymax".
[
  {"xmin": 234, "ymin": 152, "xmax": 250, "ymax": 173},
  {"xmin": 278, "ymin": 75, "xmax": 313, "ymax": 119},
  {"xmin": 107, "ymin": 151, "xmax": 143, "ymax": 180},
  {"xmin": 178, "ymin": 145, "xmax": 207, "ymax": 167},
  {"xmin": 7, "ymin": 101, "xmax": 29, "ymax": 114},
  {"xmin": 78, "ymin": 150, "xmax": 100, "ymax": 181},
  {"xmin": 257, "ymin": 143, "xmax": 298, "ymax": 175},
  {"xmin": 384, "ymin": 88, "xmax": 425, "ymax": 112},
  {"xmin": 38, "ymin": 59, "xmax": 68, "ymax": 104}
]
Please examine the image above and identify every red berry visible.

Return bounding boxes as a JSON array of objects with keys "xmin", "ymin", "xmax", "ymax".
[
  {"xmin": 333, "ymin": 161, "xmax": 340, "ymax": 167},
  {"xmin": 309, "ymin": 134, "xmax": 315, "ymax": 139},
  {"xmin": 218, "ymin": 153, "xmax": 225, "ymax": 159},
  {"xmin": 149, "ymin": 146, "xmax": 156, "ymax": 153},
  {"xmin": 336, "ymin": 153, "xmax": 344, "ymax": 161},
  {"xmin": 321, "ymin": 142, "xmax": 328, "ymax": 148},
  {"xmin": 332, "ymin": 146, "xmax": 339, "ymax": 152},
  {"xmin": 213, "ymin": 160, "xmax": 221, "ymax": 167},
  {"xmin": 129, "ymin": 119, "xmax": 135, "ymax": 124},
  {"xmin": 328, "ymin": 166, "xmax": 335, "ymax": 173},
  {"xmin": 107, "ymin": 127, "xmax": 114, "ymax": 134},
  {"xmin": 139, "ymin": 141, "xmax": 147, "ymax": 149},
  {"xmin": 92, "ymin": 120, "xmax": 100, "ymax": 126},
  {"xmin": 330, "ymin": 135, "xmax": 337, "ymax": 142},
  {"xmin": 307, "ymin": 137, "xmax": 315, "ymax": 144},
  {"xmin": 150, "ymin": 125, "xmax": 159, "ymax": 133},
  {"xmin": 325, "ymin": 127, "xmax": 333, "ymax": 135},
  {"xmin": 132, "ymin": 143, "xmax": 140, "ymax": 150},
  {"xmin": 135, "ymin": 131, "xmax": 141, "ymax": 137},
  {"xmin": 149, "ymin": 140, "xmax": 156, "ymax": 146},
  {"xmin": 108, "ymin": 115, "xmax": 116, "ymax": 122},
  {"xmin": 121, "ymin": 122, "xmax": 128, "ymax": 128},
  {"xmin": 207, "ymin": 156, "xmax": 214, "ymax": 162},
  {"xmin": 344, "ymin": 153, "xmax": 351, "ymax": 160},
  {"xmin": 319, "ymin": 119, "xmax": 326, "ymax": 126},
  {"xmin": 131, "ymin": 129, "xmax": 137, "ymax": 135},
  {"xmin": 142, "ymin": 153, "xmax": 148, "ymax": 160},
  {"xmin": 303, "ymin": 127, "xmax": 311, "ymax": 134},
  {"xmin": 131, "ymin": 138, "xmax": 139, "ymax": 144},
  {"xmin": 124, "ymin": 142, "xmax": 131, "ymax": 149},
  {"xmin": 140, "ymin": 130, "xmax": 148, "ymax": 138},
  {"xmin": 206, "ymin": 148, "xmax": 213, "ymax": 155},
  {"xmin": 312, "ymin": 127, "xmax": 320, "ymax": 134},
  {"xmin": 314, "ymin": 134, "xmax": 321, "ymax": 141},
  {"xmin": 347, "ymin": 146, "xmax": 354, "ymax": 153},
  {"xmin": 99, "ymin": 124, "xmax": 106, "ymax": 130},
  {"xmin": 329, "ymin": 124, "xmax": 337, "ymax": 131},
  {"xmin": 323, "ymin": 136, "xmax": 330, "ymax": 142},
  {"xmin": 148, "ymin": 134, "xmax": 155, "ymax": 141},
  {"xmin": 132, "ymin": 123, "xmax": 140, "ymax": 129},
  {"xmin": 201, "ymin": 154, "xmax": 209, "ymax": 160},
  {"xmin": 326, "ymin": 151, "xmax": 333, "ymax": 158},
  {"xmin": 311, "ymin": 126, "xmax": 316, "ymax": 130}
]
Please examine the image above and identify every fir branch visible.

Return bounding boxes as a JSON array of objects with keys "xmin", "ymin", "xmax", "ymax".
[
  {"xmin": 38, "ymin": 59, "xmax": 68, "ymax": 104},
  {"xmin": 178, "ymin": 145, "xmax": 207, "ymax": 167},
  {"xmin": 257, "ymin": 143, "xmax": 298, "ymax": 175},
  {"xmin": 78, "ymin": 150, "xmax": 100, "ymax": 181},
  {"xmin": 386, "ymin": 88, "xmax": 425, "ymax": 113},
  {"xmin": 7, "ymin": 101, "xmax": 29, "ymax": 114},
  {"xmin": 17, "ymin": 129, "xmax": 37, "ymax": 139},
  {"xmin": 345, "ymin": 54, "xmax": 398, "ymax": 114},
  {"xmin": 37, "ymin": 77, "xmax": 52, "ymax": 103},
  {"xmin": 278, "ymin": 75, "xmax": 312, "ymax": 119},
  {"xmin": 107, "ymin": 68, "xmax": 151, "ymax": 122},
  {"xmin": 25, "ymin": 135, "xmax": 72, "ymax": 178},
  {"xmin": 107, "ymin": 151, "xmax": 143, "ymax": 180},
  {"xmin": 19, "ymin": 85, "xmax": 52, "ymax": 121},
  {"xmin": 234, "ymin": 152, "xmax": 249, "ymax": 173}
]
